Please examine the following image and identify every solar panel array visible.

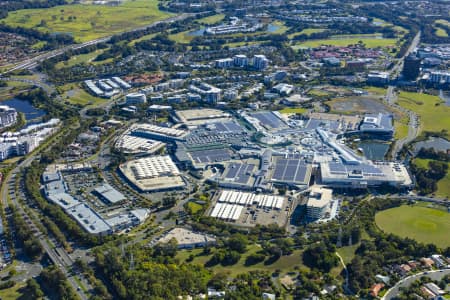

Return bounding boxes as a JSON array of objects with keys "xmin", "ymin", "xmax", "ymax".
[
  {"xmin": 212, "ymin": 121, "xmax": 243, "ymax": 133},
  {"xmin": 190, "ymin": 149, "xmax": 231, "ymax": 164},
  {"xmin": 217, "ymin": 190, "xmax": 285, "ymax": 209},
  {"xmin": 210, "ymin": 190, "xmax": 285, "ymax": 221},
  {"xmin": 210, "ymin": 203, "xmax": 244, "ymax": 221},
  {"xmin": 328, "ymin": 162, "xmax": 384, "ymax": 177},
  {"xmin": 251, "ymin": 112, "xmax": 284, "ymax": 129},
  {"xmin": 225, "ymin": 163, "xmax": 255, "ymax": 184},
  {"xmin": 329, "ymin": 162, "xmax": 347, "ymax": 174},
  {"xmin": 272, "ymin": 159, "xmax": 309, "ymax": 184}
]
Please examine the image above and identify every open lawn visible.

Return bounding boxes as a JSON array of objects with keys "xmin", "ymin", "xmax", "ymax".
[
  {"xmin": 60, "ymin": 84, "xmax": 107, "ymax": 106},
  {"xmin": 435, "ymin": 27, "xmax": 449, "ymax": 37},
  {"xmin": 278, "ymin": 107, "xmax": 307, "ymax": 114},
  {"xmin": 0, "ymin": 282, "xmax": 26, "ymax": 300},
  {"xmin": 3, "ymin": 0, "xmax": 173, "ymax": 42},
  {"xmin": 176, "ymin": 245, "xmax": 308, "ymax": 277},
  {"xmin": 293, "ymin": 34, "xmax": 398, "ymax": 49},
  {"xmin": 197, "ymin": 14, "xmax": 225, "ymax": 25},
  {"xmin": 394, "ymin": 120, "xmax": 409, "ymax": 140},
  {"xmin": 55, "ymin": 49, "xmax": 106, "ymax": 68},
  {"xmin": 337, "ymin": 244, "xmax": 359, "ymax": 265},
  {"xmin": 436, "ymin": 19, "xmax": 450, "ymax": 27},
  {"xmin": 307, "ymin": 89, "xmax": 330, "ymax": 97},
  {"xmin": 128, "ymin": 33, "xmax": 157, "ymax": 46},
  {"xmin": 364, "ymin": 86, "xmax": 387, "ymax": 96},
  {"xmin": 375, "ymin": 205, "xmax": 450, "ymax": 248},
  {"xmin": 397, "ymin": 91, "xmax": 450, "ymax": 139},
  {"xmin": 169, "ymin": 30, "xmax": 195, "ymax": 43},
  {"xmin": 288, "ymin": 28, "xmax": 327, "ymax": 39},
  {"xmin": 186, "ymin": 202, "xmax": 203, "ymax": 214}
]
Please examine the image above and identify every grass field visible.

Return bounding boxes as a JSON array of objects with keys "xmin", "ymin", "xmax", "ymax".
[
  {"xmin": 60, "ymin": 84, "xmax": 107, "ymax": 106},
  {"xmin": 186, "ymin": 202, "xmax": 203, "ymax": 214},
  {"xmin": 55, "ymin": 49, "xmax": 106, "ymax": 68},
  {"xmin": 293, "ymin": 34, "xmax": 398, "ymax": 49},
  {"xmin": 128, "ymin": 32, "xmax": 158, "ymax": 45},
  {"xmin": 0, "ymin": 282, "xmax": 25, "ymax": 300},
  {"xmin": 168, "ymin": 30, "xmax": 195, "ymax": 43},
  {"xmin": 435, "ymin": 27, "xmax": 449, "ymax": 37},
  {"xmin": 288, "ymin": 28, "xmax": 327, "ymax": 39},
  {"xmin": 197, "ymin": 14, "xmax": 225, "ymax": 25},
  {"xmin": 364, "ymin": 86, "xmax": 387, "ymax": 95},
  {"xmin": 436, "ymin": 19, "xmax": 450, "ymax": 27},
  {"xmin": 375, "ymin": 205, "xmax": 450, "ymax": 248},
  {"xmin": 4, "ymin": 0, "xmax": 172, "ymax": 42},
  {"xmin": 394, "ymin": 120, "xmax": 409, "ymax": 140},
  {"xmin": 176, "ymin": 245, "xmax": 308, "ymax": 277},
  {"xmin": 278, "ymin": 108, "xmax": 307, "ymax": 114},
  {"xmin": 307, "ymin": 89, "xmax": 331, "ymax": 97},
  {"xmin": 413, "ymin": 158, "xmax": 450, "ymax": 198},
  {"xmin": 397, "ymin": 91, "xmax": 450, "ymax": 139}
]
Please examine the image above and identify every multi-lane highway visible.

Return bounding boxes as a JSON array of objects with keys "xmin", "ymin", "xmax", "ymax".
[
  {"xmin": 0, "ymin": 140, "xmax": 91, "ymax": 299},
  {"xmin": 0, "ymin": 13, "xmax": 192, "ymax": 76}
]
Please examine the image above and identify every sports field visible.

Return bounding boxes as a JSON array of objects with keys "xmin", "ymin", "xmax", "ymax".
[
  {"xmin": 397, "ymin": 91, "xmax": 450, "ymax": 139},
  {"xmin": 3, "ymin": 0, "xmax": 172, "ymax": 42},
  {"xmin": 375, "ymin": 205, "xmax": 450, "ymax": 248}
]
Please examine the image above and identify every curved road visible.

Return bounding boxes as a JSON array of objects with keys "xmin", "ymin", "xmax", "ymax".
[{"xmin": 382, "ymin": 269, "xmax": 450, "ymax": 300}]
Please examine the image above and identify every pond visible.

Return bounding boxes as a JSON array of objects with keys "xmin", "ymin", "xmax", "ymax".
[
  {"xmin": 413, "ymin": 137, "xmax": 450, "ymax": 154},
  {"xmin": 357, "ymin": 141, "xmax": 390, "ymax": 161},
  {"xmin": 2, "ymin": 98, "xmax": 46, "ymax": 124},
  {"xmin": 267, "ymin": 24, "xmax": 280, "ymax": 33},
  {"xmin": 188, "ymin": 28, "xmax": 205, "ymax": 36}
]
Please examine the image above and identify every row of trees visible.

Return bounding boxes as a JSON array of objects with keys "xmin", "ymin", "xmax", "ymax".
[{"xmin": 11, "ymin": 209, "xmax": 43, "ymax": 260}]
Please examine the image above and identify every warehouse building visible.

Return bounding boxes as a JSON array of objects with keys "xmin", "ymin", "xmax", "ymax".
[
  {"xmin": 155, "ymin": 228, "xmax": 216, "ymax": 249},
  {"xmin": 115, "ymin": 134, "xmax": 164, "ymax": 154},
  {"xmin": 93, "ymin": 184, "xmax": 126, "ymax": 205},
  {"xmin": 119, "ymin": 156, "xmax": 185, "ymax": 192},
  {"xmin": 129, "ymin": 123, "xmax": 188, "ymax": 142},
  {"xmin": 174, "ymin": 109, "xmax": 231, "ymax": 127},
  {"xmin": 209, "ymin": 190, "xmax": 290, "ymax": 226}
]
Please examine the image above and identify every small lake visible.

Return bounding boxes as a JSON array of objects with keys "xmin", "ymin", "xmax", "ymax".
[
  {"xmin": 267, "ymin": 24, "xmax": 280, "ymax": 33},
  {"xmin": 358, "ymin": 141, "xmax": 390, "ymax": 161},
  {"xmin": 188, "ymin": 28, "xmax": 205, "ymax": 36},
  {"xmin": 2, "ymin": 98, "xmax": 46, "ymax": 124},
  {"xmin": 414, "ymin": 137, "xmax": 450, "ymax": 154}
]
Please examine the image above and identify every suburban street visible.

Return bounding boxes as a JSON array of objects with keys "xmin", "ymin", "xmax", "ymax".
[{"xmin": 382, "ymin": 269, "xmax": 450, "ymax": 300}]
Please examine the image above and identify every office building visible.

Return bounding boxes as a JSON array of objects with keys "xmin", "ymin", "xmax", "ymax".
[
  {"xmin": 253, "ymin": 55, "xmax": 269, "ymax": 70},
  {"xmin": 402, "ymin": 54, "xmax": 421, "ymax": 80},
  {"xmin": 0, "ymin": 105, "xmax": 18, "ymax": 129},
  {"xmin": 125, "ymin": 92, "xmax": 147, "ymax": 105}
]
